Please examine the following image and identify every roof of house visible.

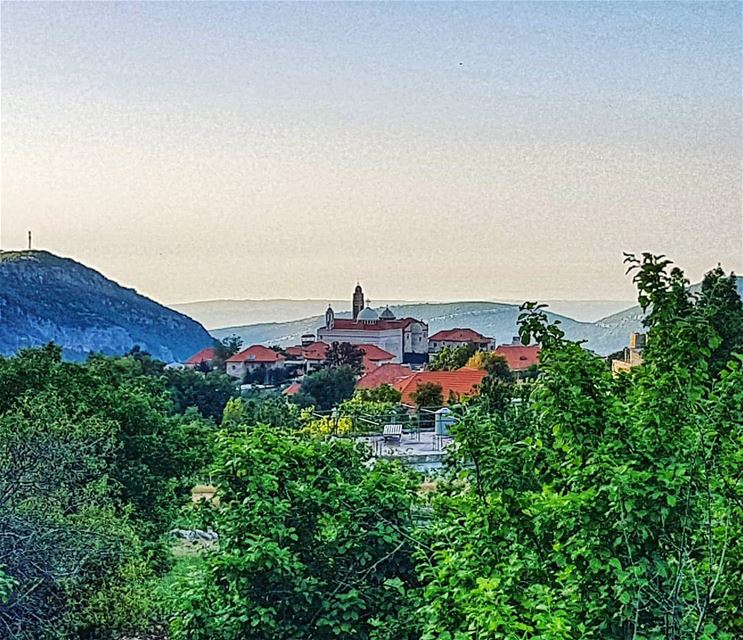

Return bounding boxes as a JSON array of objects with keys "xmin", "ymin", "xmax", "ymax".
[
  {"xmin": 356, "ymin": 363, "xmax": 413, "ymax": 390},
  {"xmin": 494, "ymin": 344, "xmax": 540, "ymax": 370},
  {"xmin": 185, "ymin": 346, "xmax": 217, "ymax": 365},
  {"xmin": 324, "ymin": 317, "xmax": 425, "ymax": 332},
  {"xmin": 394, "ymin": 368, "xmax": 487, "ymax": 405},
  {"xmin": 357, "ymin": 343, "xmax": 397, "ymax": 373},
  {"xmin": 284, "ymin": 346, "xmax": 304, "ymax": 358},
  {"xmin": 429, "ymin": 328, "xmax": 492, "ymax": 343},
  {"xmin": 302, "ymin": 341, "xmax": 329, "ymax": 361},
  {"xmin": 358, "ymin": 344, "xmax": 396, "ymax": 361},
  {"xmin": 282, "ymin": 381, "xmax": 302, "ymax": 396},
  {"xmin": 226, "ymin": 345, "xmax": 286, "ymax": 364}
]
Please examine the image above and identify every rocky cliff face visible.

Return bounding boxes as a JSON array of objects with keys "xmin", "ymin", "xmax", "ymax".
[{"xmin": 0, "ymin": 251, "xmax": 212, "ymax": 362}]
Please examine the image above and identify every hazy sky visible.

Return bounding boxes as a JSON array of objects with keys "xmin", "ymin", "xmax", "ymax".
[{"xmin": 1, "ymin": 1, "xmax": 741, "ymax": 304}]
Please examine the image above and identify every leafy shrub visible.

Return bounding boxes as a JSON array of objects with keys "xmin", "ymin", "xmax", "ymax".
[{"xmin": 170, "ymin": 426, "xmax": 421, "ymax": 640}]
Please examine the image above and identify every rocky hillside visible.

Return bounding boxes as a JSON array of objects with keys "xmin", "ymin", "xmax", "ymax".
[{"xmin": 0, "ymin": 251, "xmax": 212, "ymax": 361}]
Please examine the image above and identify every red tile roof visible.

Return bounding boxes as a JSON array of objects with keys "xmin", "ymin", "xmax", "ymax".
[
  {"xmin": 185, "ymin": 347, "xmax": 217, "ymax": 365},
  {"xmin": 302, "ymin": 341, "xmax": 329, "ymax": 361},
  {"xmin": 429, "ymin": 328, "xmax": 492, "ymax": 343},
  {"xmin": 226, "ymin": 345, "xmax": 286, "ymax": 364},
  {"xmin": 356, "ymin": 363, "xmax": 413, "ymax": 390},
  {"xmin": 284, "ymin": 346, "xmax": 304, "ymax": 358},
  {"xmin": 358, "ymin": 344, "xmax": 396, "ymax": 361},
  {"xmin": 394, "ymin": 369, "xmax": 487, "ymax": 405},
  {"xmin": 327, "ymin": 317, "xmax": 426, "ymax": 331},
  {"xmin": 282, "ymin": 381, "xmax": 302, "ymax": 396},
  {"xmin": 494, "ymin": 344, "xmax": 540, "ymax": 371}
]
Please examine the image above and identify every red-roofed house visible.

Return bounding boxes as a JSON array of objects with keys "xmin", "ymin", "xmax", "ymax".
[
  {"xmin": 282, "ymin": 381, "xmax": 302, "ymax": 396},
  {"xmin": 284, "ymin": 346, "xmax": 304, "ymax": 359},
  {"xmin": 302, "ymin": 341, "xmax": 329, "ymax": 362},
  {"xmin": 282, "ymin": 341, "xmax": 329, "ymax": 374},
  {"xmin": 184, "ymin": 346, "xmax": 217, "ymax": 369},
  {"xmin": 358, "ymin": 343, "xmax": 396, "ymax": 372},
  {"xmin": 428, "ymin": 328, "xmax": 495, "ymax": 354},
  {"xmin": 494, "ymin": 344, "xmax": 540, "ymax": 375},
  {"xmin": 226, "ymin": 345, "xmax": 286, "ymax": 379},
  {"xmin": 356, "ymin": 363, "xmax": 413, "ymax": 390},
  {"xmin": 394, "ymin": 369, "xmax": 487, "ymax": 405}
]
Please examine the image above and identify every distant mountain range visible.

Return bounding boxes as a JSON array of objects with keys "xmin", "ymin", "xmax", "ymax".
[
  {"xmin": 173, "ymin": 297, "xmax": 634, "ymax": 329},
  {"xmin": 209, "ymin": 279, "xmax": 743, "ymax": 356},
  {"xmin": 1, "ymin": 251, "xmax": 738, "ymax": 361},
  {"xmin": 210, "ymin": 302, "xmax": 632, "ymax": 356},
  {"xmin": 0, "ymin": 251, "xmax": 212, "ymax": 362}
]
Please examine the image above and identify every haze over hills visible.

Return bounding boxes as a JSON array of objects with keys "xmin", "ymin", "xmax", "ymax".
[
  {"xmin": 209, "ymin": 279, "xmax": 743, "ymax": 357},
  {"xmin": 0, "ymin": 251, "xmax": 213, "ymax": 361},
  {"xmin": 2, "ymin": 251, "xmax": 737, "ymax": 361},
  {"xmin": 171, "ymin": 299, "xmax": 421, "ymax": 330},
  {"xmin": 210, "ymin": 302, "xmax": 628, "ymax": 356},
  {"xmin": 173, "ymin": 298, "xmax": 635, "ymax": 330}
]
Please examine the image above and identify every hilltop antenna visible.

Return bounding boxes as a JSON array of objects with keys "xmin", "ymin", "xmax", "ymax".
[{"xmin": 28, "ymin": 230, "xmax": 32, "ymax": 250}]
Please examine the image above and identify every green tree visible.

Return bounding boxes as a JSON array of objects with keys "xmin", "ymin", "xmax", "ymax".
[
  {"xmin": 0, "ymin": 388, "xmax": 157, "ymax": 638},
  {"xmin": 166, "ymin": 367, "xmax": 237, "ymax": 421},
  {"xmin": 213, "ymin": 335, "xmax": 243, "ymax": 370},
  {"xmin": 296, "ymin": 365, "xmax": 356, "ymax": 410},
  {"xmin": 417, "ymin": 257, "xmax": 743, "ymax": 640},
  {"xmin": 355, "ymin": 384, "xmax": 403, "ymax": 404},
  {"xmin": 324, "ymin": 341, "xmax": 365, "ymax": 375},
  {"xmin": 170, "ymin": 426, "xmax": 421, "ymax": 640},
  {"xmin": 410, "ymin": 381, "xmax": 444, "ymax": 409},
  {"xmin": 697, "ymin": 266, "xmax": 743, "ymax": 377},
  {"xmin": 429, "ymin": 343, "xmax": 478, "ymax": 371}
]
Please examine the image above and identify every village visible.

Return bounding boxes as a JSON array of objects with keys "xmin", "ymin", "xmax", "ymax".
[{"xmin": 184, "ymin": 284, "xmax": 542, "ymax": 402}]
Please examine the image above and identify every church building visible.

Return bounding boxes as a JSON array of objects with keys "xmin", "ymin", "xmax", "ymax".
[{"xmin": 317, "ymin": 285, "xmax": 429, "ymax": 365}]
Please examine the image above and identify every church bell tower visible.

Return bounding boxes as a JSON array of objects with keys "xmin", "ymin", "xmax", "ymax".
[{"xmin": 352, "ymin": 284, "xmax": 364, "ymax": 320}]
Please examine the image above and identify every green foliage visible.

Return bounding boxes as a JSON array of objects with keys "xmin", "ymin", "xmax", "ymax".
[
  {"xmin": 324, "ymin": 341, "xmax": 365, "ymax": 375},
  {"xmin": 0, "ymin": 346, "xmax": 216, "ymax": 637},
  {"xmin": 697, "ymin": 266, "xmax": 743, "ymax": 377},
  {"xmin": 213, "ymin": 334, "xmax": 243, "ymax": 370},
  {"xmin": 0, "ymin": 390, "xmax": 157, "ymax": 638},
  {"xmin": 222, "ymin": 395, "xmax": 300, "ymax": 429},
  {"xmin": 170, "ymin": 426, "xmax": 421, "ymax": 640},
  {"xmin": 337, "ymin": 393, "xmax": 406, "ymax": 433},
  {"xmin": 167, "ymin": 367, "xmax": 238, "ymax": 421},
  {"xmin": 355, "ymin": 384, "xmax": 403, "ymax": 404},
  {"xmin": 410, "ymin": 381, "xmax": 444, "ymax": 409},
  {"xmin": 296, "ymin": 365, "xmax": 356, "ymax": 410},
  {"xmin": 429, "ymin": 343, "xmax": 478, "ymax": 371},
  {"xmin": 418, "ymin": 258, "xmax": 743, "ymax": 639}
]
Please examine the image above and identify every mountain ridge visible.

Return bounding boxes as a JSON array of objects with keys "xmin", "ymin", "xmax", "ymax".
[
  {"xmin": 210, "ymin": 301, "xmax": 626, "ymax": 355},
  {"xmin": 173, "ymin": 297, "xmax": 634, "ymax": 328},
  {"xmin": 0, "ymin": 250, "xmax": 212, "ymax": 361}
]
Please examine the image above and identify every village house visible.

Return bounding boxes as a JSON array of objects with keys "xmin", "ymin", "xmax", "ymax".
[
  {"xmin": 317, "ymin": 285, "xmax": 429, "ymax": 365},
  {"xmin": 184, "ymin": 346, "xmax": 217, "ymax": 369},
  {"xmin": 225, "ymin": 344, "xmax": 286, "ymax": 379},
  {"xmin": 394, "ymin": 368, "xmax": 488, "ymax": 405},
  {"xmin": 428, "ymin": 328, "xmax": 495, "ymax": 354},
  {"xmin": 356, "ymin": 362, "xmax": 413, "ymax": 390},
  {"xmin": 494, "ymin": 338, "xmax": 541, "ymax": 378},
  {"xmin": 282, "ymin": 340, "xmax": 394, "ymax": 375},
  {"xmin": 284, "ymin": 341, "xmax": 329, "ymax": 374},
  {"xmin": 611, "ymin": 333, "xmax": 646, "ymax": 375}
]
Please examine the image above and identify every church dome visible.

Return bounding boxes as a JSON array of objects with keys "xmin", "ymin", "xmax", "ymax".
[
  {"xmin": 357, "ymin": 306, "xmax": 379, "ymax": 323},
  {"xmin": 380, "ymin": 306, "xmax": 395, "ymax": 320}
]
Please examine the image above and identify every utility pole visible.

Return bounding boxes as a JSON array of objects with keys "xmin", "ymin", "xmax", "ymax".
[{"xmin": 28, "ymin": 230, "xmax": 32, "ymax": 250}]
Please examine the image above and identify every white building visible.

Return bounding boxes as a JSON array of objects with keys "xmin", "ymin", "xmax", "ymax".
[{"xmin": 317, "ymin": 286, "xmax": 429, "ymax": 365}]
